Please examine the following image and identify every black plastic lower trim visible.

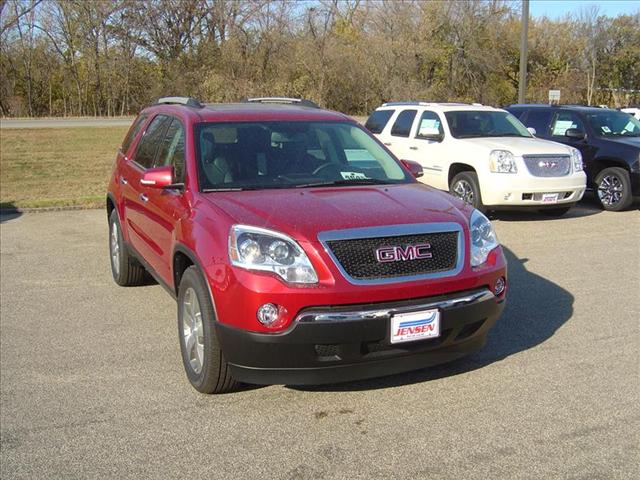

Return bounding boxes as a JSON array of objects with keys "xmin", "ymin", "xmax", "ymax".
[{"xmin": 215, "ymin": 291, "xmax": 505, "ymax": 385}]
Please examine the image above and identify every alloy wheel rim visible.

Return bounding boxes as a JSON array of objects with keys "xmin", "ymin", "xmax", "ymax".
[
  {"xmin": 182, "ymin": 287, "xmax": 204, "ymax": 374},
  {"xmin": 110, "ymin": 222, "xmax": 120, "ymax": 276},
  {"xmin": 597, "ymin": 175, "xmax": 623, "ymax": 206},
  {"xmin": 453, "ymin": 180, "xmax": 475, "ymax": 205}
]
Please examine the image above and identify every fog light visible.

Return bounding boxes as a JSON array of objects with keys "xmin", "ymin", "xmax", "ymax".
[
  {"xmin": 257, "ymin": 303, "xmax": 279, "ymax": 325},
  {"xmin": 494, "ymin": 276, "xmax": 506, "ymax": 296}
]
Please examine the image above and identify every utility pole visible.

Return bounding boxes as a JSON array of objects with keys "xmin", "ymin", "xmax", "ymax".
[{"xmin": 518, "ymin": 0, "xmax": 529, "ymax": 104}]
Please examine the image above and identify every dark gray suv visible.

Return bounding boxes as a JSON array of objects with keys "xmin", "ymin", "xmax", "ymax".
[{"xmin": 508, "ymin": 105, "xmax": 640, "ymax": 211}]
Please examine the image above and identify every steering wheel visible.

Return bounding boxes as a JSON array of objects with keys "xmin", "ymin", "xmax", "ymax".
[{"xmin": 312, "ymin": 162, "xmax": 338, "ymax": 176}]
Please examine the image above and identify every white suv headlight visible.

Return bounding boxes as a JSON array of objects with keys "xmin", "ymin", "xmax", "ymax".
[
  {"xmin": 469, "ymin": 210, "xmax": 499, "ymax": 267},
  {"xmin": 229, "ymin": 225, "xmax": 318, "ymax": 284},
  {"xmin": 570, "ymin": 148, "xmax": 583, "ymax": 171},
  {"xmin": 489, "ymin": 150, "xmax": 517, "ymax": 173}
]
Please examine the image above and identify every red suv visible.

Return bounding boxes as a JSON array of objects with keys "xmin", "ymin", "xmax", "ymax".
[{"xmin": 107, "ymin": 97, "xmax": 507, "ymax": 393}]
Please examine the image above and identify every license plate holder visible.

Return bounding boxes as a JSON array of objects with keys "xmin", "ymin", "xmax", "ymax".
[
  {"xmin": 542, "ymin": 193, "xmax": 559, "ymax": 204},
  {"xmin": 390, "ymin": 309, "xmax": 440, "ymax": 344}
]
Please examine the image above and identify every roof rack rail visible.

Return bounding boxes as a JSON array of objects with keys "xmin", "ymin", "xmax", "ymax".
[
  {"xmin": 381, "ymin": 101, "xmax": 471, "ymax": 107},
  {"xmin": 244, "ymin": 97, "xmax": 320, "ymax": 109},
  {"xmin": 156, "ymin": 96, "xmax": 204, "ymax": 108},
  {"xmin": 382, "ymin": 101, "xmax": 431, "ymax": 107}
]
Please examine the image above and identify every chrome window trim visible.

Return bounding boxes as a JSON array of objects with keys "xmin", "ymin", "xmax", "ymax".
[
  {"xmin": 297, "ymin": 288, "xmax": 494, "ymax": 323},
  {"xmin": 317, "ymin": 222, "xmax": 465, "ymax": 285}
]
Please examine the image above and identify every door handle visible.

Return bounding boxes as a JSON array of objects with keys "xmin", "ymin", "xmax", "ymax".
[
  {"xmin": 409, "ymin": 146, "xmax": 418, "ymax": 150},
  {"xmin": 383, "ymin": 142, "xmax": 392, "ymax": 146},
  {"xmin": 120, "ymin": 177, "xmax": 128, "ymax": 185},
  {"xmin": 139, "ymin": 193, "xmax": 149, "ymax": 203}
]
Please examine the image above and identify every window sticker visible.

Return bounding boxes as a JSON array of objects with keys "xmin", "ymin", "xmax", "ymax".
[
  {"xmin": 418, "ymin": 119, "xmax": 441, "ymax": 136},
  {"xmin": 601, "ymin": 126, "xmax": 611, "ymax": 133},
  {"xmin": 552, "ymin": 120, "xmax": 576, "ymax": 136},
  {"xmin": 340, "ymin": 171, "xmax": 368, "ymax": 180}
]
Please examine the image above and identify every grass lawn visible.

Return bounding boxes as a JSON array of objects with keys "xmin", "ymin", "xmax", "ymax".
[{"xmin": 0, "ymin": 126, "xmax": 128, "ymax": 209}]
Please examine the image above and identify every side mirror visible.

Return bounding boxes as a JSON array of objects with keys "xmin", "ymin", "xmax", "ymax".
[
  {"xmin": 140, "ymin": 166, "xmax": 174, "ymax": 188},
  {"xmin": 565, "ymin": 128, "xmax": 586, "ymax": 140},
  {"xmin": 401, "ymin": 159, "xmax": 424, "ymax": 178},
  {"xmin": 527, "ymin": 127, "xmax": 537, "ymax": 136}
]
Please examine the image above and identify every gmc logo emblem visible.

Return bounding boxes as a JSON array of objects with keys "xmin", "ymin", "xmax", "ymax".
[
  {"xmin": 375, "ymin": 244, "xmax": 432, "ymax": 263},
  {"xmin": 538, "ymin": 160, "xmax": 558, "ymax": 168}
]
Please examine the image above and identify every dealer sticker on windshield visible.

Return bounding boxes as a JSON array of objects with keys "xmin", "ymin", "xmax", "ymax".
[
  {"xmin": 340, "ymin": 171, "xmax": 368, "ymax": 180},
  {"xmin": 390, "ymin": 309, "xmax": 440, "ymax": 344}
]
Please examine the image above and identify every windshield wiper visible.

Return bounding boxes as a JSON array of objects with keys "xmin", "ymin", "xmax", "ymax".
[
  {"xmin": 484, "ymin": 133, "xmax": 527, "ymax": 137},
  {"xmin": 295, "ymin": 178, "xmax": 392, "ymax": 188}
]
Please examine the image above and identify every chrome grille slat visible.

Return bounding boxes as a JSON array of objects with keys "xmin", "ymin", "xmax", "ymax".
[{"xmin": 523, "ymin": 154, "xmax": 571, "ymax": 177}]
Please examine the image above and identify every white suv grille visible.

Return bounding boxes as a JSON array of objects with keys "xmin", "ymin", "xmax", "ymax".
[{"xmin": 523, "ymin": 155, "xmax": 571, "ymax": 177}]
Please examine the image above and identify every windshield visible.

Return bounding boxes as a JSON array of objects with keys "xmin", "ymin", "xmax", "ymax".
[
  {"xmin": 586, "ymin": 111, "xmax": 640, "ymax": 137},
  {"xmin": 195, "ymin": 121, "xmax": 411, "ymax": 191},
  {"xmin": 445, "ymin": 110, "xmax": 531, "ymax": 139}
]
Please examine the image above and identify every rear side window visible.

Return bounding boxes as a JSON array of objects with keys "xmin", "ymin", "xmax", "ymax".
[
  {"xmin": 121, "ymin": 115, "xmax": 147, "ymax": 155},
  {"xmin": 551, "ymin": 112, "xmax": 585, "ymax": 136},
  {"xmin": 155, "ymin": 118, "xmax": 186, "ymax": 183},
  {"xmin": 522, "ymin": 109, "xmax": 553, "ymax": 135},
  {"xmin": 134, "ymin": 115, "xmax": 171, "ymax": 168},
  {"xmin": 365, "ymin": 110, "xmax": 394, "ymax": 134},
  {"xmin": 390, "ymin": 110, "xmax": 417, "ymax": 137}
]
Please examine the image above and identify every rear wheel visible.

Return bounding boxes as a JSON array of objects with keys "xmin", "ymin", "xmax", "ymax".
[
  {"xmin": 178, "ymin": 266, "xmax": 238, "ymax": 394},
  {"xmin": 450, "ymin": 171, "xmax": 486, "ymax": 212},
  {"xmin": 109, "ymin": 210, "xmax": 147, "ymax": 286},
  {"xmin": 595, "ymin": 167, "xmax": 633, "ymax": 211}
]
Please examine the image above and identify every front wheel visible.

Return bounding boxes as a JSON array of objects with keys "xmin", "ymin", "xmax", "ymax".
[
  {"xmin": 595, "ymin": 167, "xmax": 633, "ymax": 211},
  {"xmin": 178, "ymin": 266, "xmax": 239, "ymax": 394},
  {"xmin": 449, "ymin": 171, "xmax": 486, "ymax": 212}
]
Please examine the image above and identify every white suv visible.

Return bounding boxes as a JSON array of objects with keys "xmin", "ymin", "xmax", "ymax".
[{"xmin": 366, "ymin": 102, "xmax": 587, "ymax": 215}]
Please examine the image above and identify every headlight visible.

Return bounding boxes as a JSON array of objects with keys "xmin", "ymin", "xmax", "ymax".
[
  {"xmin": 489, "ymin": 150, "xmax": 517, "ymax": 173},
  {"xmin": 469, "ymin": 209, "xmax": 499, "ymax": 267},
  {"xmin": 229, "ymin": 225, "xmax": 318, "ymax": 284},
  {"xmin": 570, "ymin": 148, "xmax": 583, "ymax": 171}
]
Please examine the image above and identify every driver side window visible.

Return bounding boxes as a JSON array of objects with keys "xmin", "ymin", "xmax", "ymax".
[
  {"xmin": 415, "ymin": 111, "xmax": 444, "ymax": 139},
  {"xmin": 551, "ymin": 112, "xmax": 585, "ymax": 137},
  {"xmin": 155, "ymin": 118, "xmax": 185, "ymax": 183}
]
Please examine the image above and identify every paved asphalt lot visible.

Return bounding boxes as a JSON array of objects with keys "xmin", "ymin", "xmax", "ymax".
[{"xmin": 1, "ymin": 199, "xmax": 638, "ymax": 479}]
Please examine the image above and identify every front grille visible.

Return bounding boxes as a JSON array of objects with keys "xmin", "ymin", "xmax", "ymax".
[
  {"xmin": 326, "ymin": 232, "xmax": 458, "ymax": 280},
  {"xmin": 523, "ymin": 155, "xmax": 571, "ymax": 177}
]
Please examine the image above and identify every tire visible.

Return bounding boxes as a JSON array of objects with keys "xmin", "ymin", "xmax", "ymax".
[
  {"xmin": 450, "ymin": 171, "xmax": 486, "ymax": 212},
  {"xmin": 109, "ymin": 210, "xmax": 147, "ymax": 286},
  {"xmin": 539, "ymin": 206, "xmax": 571, "ymax": 217},
  {"xmin": 177, "ymin": 266, "xmax": 238, "ymax": 394},
  {"xmin": 595, "ymin": 167, "xmax": 634, "ymax": 211}
]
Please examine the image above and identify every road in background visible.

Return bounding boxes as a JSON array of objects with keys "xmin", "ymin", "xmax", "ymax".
[
  {"xmin": 0, "ymin": 118, "xmax": 135, "ymax": 129},
  {"xmin": 1, "ymin": 204, "xmax": 638, "ymax": 479}
]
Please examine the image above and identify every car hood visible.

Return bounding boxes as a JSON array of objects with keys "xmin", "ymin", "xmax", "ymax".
[
  {"xmin": 460, "ymin": 136, "xmax": 572, "ymax": 155},
  {"xmin": 202, "ymin": 183, "xmax": 471, "ymax": 243}
]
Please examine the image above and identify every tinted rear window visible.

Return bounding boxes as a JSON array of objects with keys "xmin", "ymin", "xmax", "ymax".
[
  {"xmin": 365, "ymin": 110, "xmax": 394, "ymax": 134},
  {"xmin": 522, "ymin": 109, "xmax": 553, "ymax": 135},
  {"xmin": 390, "ymin": 109, "xmax": 417, "ymax": 137},
  {"xmin": 121, "ymin": 115, "xmax": 147, "ymax": 155}
]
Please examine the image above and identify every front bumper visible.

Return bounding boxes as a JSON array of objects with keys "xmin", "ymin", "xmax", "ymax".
[
  {"xmin": 479, "ymin": 170, "xmax": 586, "ymax": 207},
  {"xmin": 215, "ymin": 287, "xmax": 505, "ymax": 385}
]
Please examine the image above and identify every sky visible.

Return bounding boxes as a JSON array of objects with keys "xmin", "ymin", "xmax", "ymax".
[{"xmin": 528, "ymin": 0, "xmax": 639, "ymax": 19}]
